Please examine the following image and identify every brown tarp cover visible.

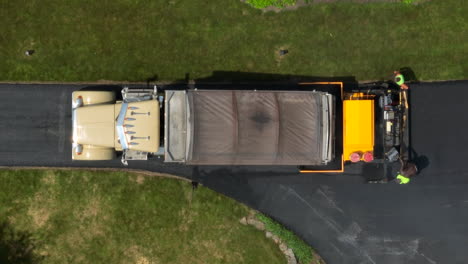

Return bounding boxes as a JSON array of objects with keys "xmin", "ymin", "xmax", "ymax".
[{"xmin": 186, "ymin": 90, "xmax": 326, "ymax": 165}]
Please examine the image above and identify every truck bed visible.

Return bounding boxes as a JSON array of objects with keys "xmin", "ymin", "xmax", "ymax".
[{"xmin": 165, "ymin": 89, "xmax": 334, "ymax": 165}]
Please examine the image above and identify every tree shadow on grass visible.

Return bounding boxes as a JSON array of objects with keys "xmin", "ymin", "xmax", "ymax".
[{"xmin": 0, "ymin": 221, "xmax": 42, "ymax": 264}]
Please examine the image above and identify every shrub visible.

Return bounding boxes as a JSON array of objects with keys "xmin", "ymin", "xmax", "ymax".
[{"xmin": 256, "ymin": 213, "xmax": 316, "ymax": 264}]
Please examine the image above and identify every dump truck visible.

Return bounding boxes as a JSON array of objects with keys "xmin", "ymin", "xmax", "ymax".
[{"xmin": 71, "ymin": 81, "xmax": 409, "ymax": 173}]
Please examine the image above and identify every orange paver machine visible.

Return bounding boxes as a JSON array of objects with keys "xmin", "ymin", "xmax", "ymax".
[{"xmin": 299, "ymin": 81, "xmax": 409, "ymax": 173}]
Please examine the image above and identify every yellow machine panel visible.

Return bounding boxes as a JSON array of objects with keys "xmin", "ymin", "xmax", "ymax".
[{"xmin": 343, "ymin": 100, "xmax": 374, "ymax": 161}]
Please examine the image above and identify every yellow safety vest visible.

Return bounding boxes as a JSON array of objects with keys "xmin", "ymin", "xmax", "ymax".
[
  {"xmin": 395, "ymin": 74, "xmax": 405, "ymax": 86},
  {"xmin": 396, "ymin": 174, "xmax": 410, "ymax": 184}
]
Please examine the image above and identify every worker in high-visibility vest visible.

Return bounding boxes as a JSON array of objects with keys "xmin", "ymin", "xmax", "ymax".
[
  {"xmin": 394, "ymin": 71, "xmax": 409, "ymax": 90},
  {"xmin": 395, "ymin": 160, "xmax": 418, "ymax": 184}
]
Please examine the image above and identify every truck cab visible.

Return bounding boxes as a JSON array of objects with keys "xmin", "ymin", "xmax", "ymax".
[{"xmin": 72, "ymin": 87, "xmax": 161, "ymax": 164}]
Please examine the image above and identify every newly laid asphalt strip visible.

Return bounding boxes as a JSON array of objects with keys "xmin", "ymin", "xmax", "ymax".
[{"xmin": 0, "ymin": 81, "xmax": 467, "ymax": 264}]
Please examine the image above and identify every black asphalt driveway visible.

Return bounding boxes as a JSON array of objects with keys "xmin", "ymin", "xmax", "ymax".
[{"xmin": 1, "ymin": 81, "xmax": 468, "ymax": 264}]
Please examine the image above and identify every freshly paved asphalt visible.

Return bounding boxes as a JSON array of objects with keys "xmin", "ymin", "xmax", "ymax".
[{"xmin": 1, "ymin": 81, "xmax": 468, "ymax": 264}]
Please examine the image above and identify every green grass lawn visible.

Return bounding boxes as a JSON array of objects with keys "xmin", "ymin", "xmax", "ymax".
[
  {"xmin": 0, "ymin": 0, "xmax": 466, "ymax": 82},
  {"xmin": 0, "ymin": 169, "xmax": 286, "ymax": 264}
]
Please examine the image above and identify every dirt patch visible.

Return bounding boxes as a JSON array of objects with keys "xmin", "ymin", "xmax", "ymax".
[
  {"xmin": 136, "ymin": 257, "xmax": 151, "ymax": 264},
  {"xmin": 27, "ymin": 186, "xmax": 57, "ymax": 229},
  {"xmin": 41, "ymin": 170, "xmax": 57, "ymax": 185},
  {"xmin": 275, "ymin": 45, "xmax": 290, "ymax": 67},
  {"xmin": 201, "ymin": 240, "xmax": 225, "ymax": 260},
  {"xmin": 129, "ymin": 174, "xmax": 146, "ymax": 184},
  {"xmin": 136, "ymin": 175, "xmax": 145, "ymax": 184},
  {"xmin": 178, "ymin": 207, "xmax": 197, "ymax": 232},
  {"xmin": 28, "ymin": 205, "xmax": 51, "ymax": 229},
  {"xmin": 126, "ymin": 246, "xmax": 159, "ymax": 264},
  {"xmin": 79, "ymin": 197, "xmax": 109, "ymax": 239}
]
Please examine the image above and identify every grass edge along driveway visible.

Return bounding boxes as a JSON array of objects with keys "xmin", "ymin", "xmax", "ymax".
[{"xmin": 0, "ymin": 169, "xmax": 318, "ymax": 264}]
